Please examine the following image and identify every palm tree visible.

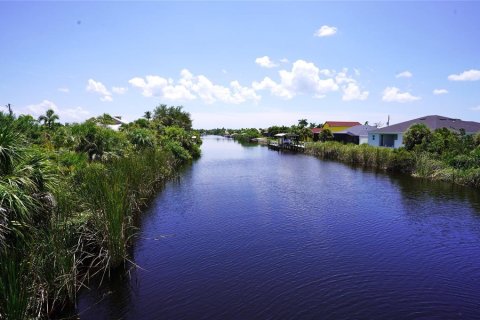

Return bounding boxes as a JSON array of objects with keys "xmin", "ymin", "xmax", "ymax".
[
  {"xmin": 144, "ymin": 111, "xmax": 152, "ymax": 120},
  {"xmin": 38, "ymin": 109, "xmax": 59, "ymax": 129}
]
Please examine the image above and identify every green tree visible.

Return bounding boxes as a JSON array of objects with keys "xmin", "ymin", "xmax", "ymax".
[
  {"xmin": 153, "ymin": 104, "xmax": 192, "ymax": 130},
  {"xmin": 319, "ymin": 128, "xmax": 334, "ymax": 142},
  {"xmin": 38, "ymin": 109, "xmax": 59, "ymax": 130},
  {"xmin": 144, "ymin": 111, "xmax": 152, "ymax": 120},
  {"xmin": 298, "ymin": 119, "xmax": 308, "ymax": 128},
  {"xmin": 403, "ymin": 123, "xmax": 432, "ymax": 151}
]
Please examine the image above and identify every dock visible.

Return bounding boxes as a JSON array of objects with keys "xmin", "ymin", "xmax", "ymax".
[{"xmin": 268, "ymin": 142, "xmax": 305, "ymax": 153}]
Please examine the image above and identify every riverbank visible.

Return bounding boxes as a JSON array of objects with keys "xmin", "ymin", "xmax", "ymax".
[
  {"xmin": 0, "ymin": 106, "xmax": 201, "ymax": 319},
  {"xmin": 305, "ymin": 141, "xmax": 480, "ymax": 188},
  {"xmin": 76, "ymin": 136, "xmax": 480, "ymax": 319}
]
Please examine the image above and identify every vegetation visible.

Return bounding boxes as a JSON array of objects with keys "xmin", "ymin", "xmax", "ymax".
[
  {"xmin": 0, "ymin": 104, "xmax": 201, "ymax": 319},
  {"xmin": 199, "ymin": 119, "xmax": 316, "ymax": 143},
  {"xmin": 306, "ymin": 123, "xmax": 480, "ymax": 187}
]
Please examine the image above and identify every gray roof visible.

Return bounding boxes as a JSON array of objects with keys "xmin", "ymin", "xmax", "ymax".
[
  {"xmin": 371, "ymin": 115, "xmax": 480, "ymax": 134},
  {"xmin": 335, "ymin": 125, "xmax": 377, "ymax": 137}
]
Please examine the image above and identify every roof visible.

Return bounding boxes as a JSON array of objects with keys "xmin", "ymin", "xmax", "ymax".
[
  {"xmin": 111, "ymin": 117, "xmax": 128, "ymax": 125},
  {"xmin": 371, "ymin": 115, "xmax": 480, "ymax": 134},
  {"xmin": 324, "ymin": 121, "xmax": 361, "ymax": 127},
  {"xmin": 335, "ymin": 125, "xmax": 377, "ymax": 137},
  {"xmin": 311, "ymin": 128, "xmax": 323, "ymax": 134},
  {"xmin": 274, "ymin": 133, "xmax": 298, "ymax": 137}
]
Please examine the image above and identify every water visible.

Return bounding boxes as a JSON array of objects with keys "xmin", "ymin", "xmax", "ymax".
[{"xmin": 77, "ymin": 136, "xmax": 480, "ymax": 319}]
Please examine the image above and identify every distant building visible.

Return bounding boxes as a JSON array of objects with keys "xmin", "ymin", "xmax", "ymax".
[
  {"xmin": 368, "ymin": 115, "xmax": 480, "ymax": 148},
  {"xmin": 323, "ymin": 121, "xmax": 362, "ymax": 133},
  {"xmin": 107, "ymin": 116, "xmax": 128, "ymax": 131},
  {"xmin": 333, "ymin": 125, "xmax": 377, "ymax": 145},
  {"xmin": 311, "ymin": 128, "xmax": 323, "ymax": 141}
]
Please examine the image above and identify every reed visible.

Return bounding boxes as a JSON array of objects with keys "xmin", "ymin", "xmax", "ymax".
[{"xmin": 306, "ymin": 141, "xmax": 480, "ymax": 187}]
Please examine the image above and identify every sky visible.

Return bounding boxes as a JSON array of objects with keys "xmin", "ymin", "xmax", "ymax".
[{"xmin": 1, "ymin": 1, "xmax": 480, "ymax": 129}]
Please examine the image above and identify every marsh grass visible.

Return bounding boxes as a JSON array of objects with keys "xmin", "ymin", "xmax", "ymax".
[
  {"xmin": 0, "ymin": 250, "xmax": 30, "ymax": 320},
  {"xmin": 306, "ymin": 141, "xmax": 480, "ymax": 187}
]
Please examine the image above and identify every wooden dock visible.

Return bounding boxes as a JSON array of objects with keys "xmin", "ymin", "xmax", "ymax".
[{"xmin": 268, "ymin": 142, "xmax": 305, "ymax": 153}]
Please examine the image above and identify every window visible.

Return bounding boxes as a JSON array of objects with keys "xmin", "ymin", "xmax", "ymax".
[{"xmin": 372, "ymin": 135, "xmax": 375, "ymax": 140}]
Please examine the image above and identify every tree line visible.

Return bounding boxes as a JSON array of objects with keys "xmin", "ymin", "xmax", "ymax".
[{"xmin": 0, "ymin": 104, "xmax": 201, "ymax": 319}]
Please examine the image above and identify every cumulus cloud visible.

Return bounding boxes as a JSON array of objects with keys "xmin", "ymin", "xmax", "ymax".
[
  {"xmin": 129, "ymin": 69, "xmax": 260, "ymax": 104},
  {"xmin": 396, "ymin": 71, "xmax": 413, "ymax": 78},
  {"xmin": 382, "ymin": 87, "xmax": 420, "ymax": 103},
  {"xmin": 58, "ymin": 87, "xmax": 70, "ymax": 93},
  {"xmin": 279, "ymin": 58, "xmax": 289, "ymax": 63},
  {"xmin": 253, "ymin": 60, "xmax": 367, "ymax": 101},
  {"xmin": 342, "ymin": 82, "xmax": 369, "ymax": 101},
  {"xmin": 448, "ymin": 69, "xmax": 480, "ymax": 81},
  {"xmin": 255, "ymin": 56, "xmax": 278, "ymax": 68},
  {"xmin": 86, "ymin": 79, "xmax": 112, "ymax": 102},
  {"xmin": 112, "ymin": 86, "xmax": 128, "ymax": 94},
  {"xmin": 433, "ymin": 88, "xmax": 448, "ymax": 95},
  {"xmin": 314, "ymin": 25, "xmax": 337, "ymax": 37},
  {"xmin": 24, "ymin": 100, "xmax": 90, "ymax": 122},
  {"xmin": 253, "ymin": 60, "xmax": 339, "ymax": 99}
]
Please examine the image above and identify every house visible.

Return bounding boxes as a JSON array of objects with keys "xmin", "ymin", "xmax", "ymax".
[
  {"xmin": 311, "ymin": 128, "xmax": 323, "ymax": 141},
  {"xmin": 333, "ymin": 125, "xmax": 377, "ymax": 145},
  {"xmin": 368, "ymin": 115, "xmax": 480, "ymax": 148},
  {"xmin": 323, "ymin": 121, "xmax": 362, "ymax": 133},
  {"xmin": 274, "ymin": 133, "xmax": 299, "ymax": 146},
  {"xmin": 106, "ymin": 116, "xmax": 128, "ymax": 131}
]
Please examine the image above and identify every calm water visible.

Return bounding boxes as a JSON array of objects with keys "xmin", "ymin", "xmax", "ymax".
[{"xmin": 78, "ymin": 136, "xmax": 480, "ymax": 319}]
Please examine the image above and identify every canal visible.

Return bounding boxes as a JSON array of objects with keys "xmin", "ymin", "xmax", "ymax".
[{"xmin": 77, "ymin": 136, "xmax": 480, "ymax": 319}]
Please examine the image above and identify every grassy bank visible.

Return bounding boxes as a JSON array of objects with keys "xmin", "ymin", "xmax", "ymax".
[
  {"xmin": 0, "ymin": 105, "xmax": 201, "ymax": 319},
  {"xmin": 305, "ymin": 141, "xmax": 480, "ymax": 187}
]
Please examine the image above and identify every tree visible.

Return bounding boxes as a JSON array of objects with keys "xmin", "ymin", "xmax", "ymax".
[
  {"xmin": 298, "ymin": 119, "xmax": 308, "ymax": 128},
  {"xmin": 153, "ymin": 105, "xmax": 192, "ymax": 130},
  {"xmin": 319, "ymin": 129, "xmax": 334, "ymax": 142},
  {"xmin": 38, "ymin": 109, "xmax": 59, "ymax": 129},
  {"xmin": 5, "ymin": 104, "xmax": 13, "ymax": 117},
  {"xmin": 403, "ymin": 123, "xmax": 432, "ymax": 151},
  {"xmin": 144, "ymin": 111, "xmax": 152, "ymax": 120}
]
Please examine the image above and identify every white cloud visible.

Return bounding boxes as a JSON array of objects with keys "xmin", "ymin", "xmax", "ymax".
[
  {"xmin": 314, "ymin": 25, "xmax": 337, "ymax": 37},
  {"xmin": 86, "ymin": 79, "xmax": 112, "ymax": 102},
  {"xmin": 470, "ymin": 105, "xmax": 480, "ymax": 111},
  {"xmin": 112, "ymin": 86, "xmax": 128, "ymax": 94},
  {"xmin": 129, "ymin": 69, "xmax": 260, "ymax": 104},
  {"xmin": 222, "ymin": 69, "xmax": 227, "ymax": 74},
  {"xmin": 433, "ymin": 88, "xmax": 448, "ymax": 95},
  {"xmin": 382, "ymin": 87, "xmax": 420, "ymax": 103},
  {"xmin": 255, "ymin": 56, "xmax": 277, "ymax": 68},
  {"xmin": 253, "ymin": 60, "xmax": 364, "ymax": 100},
  {"xmin": 23, "ymin": 100, "xmax": 90, "ymax": 122},
  {"xmin": 342, "ymin": 82, "xmax": 369, "ymax": 101},
  {"xmin": 448, "ymin": 69, "xmax": 480, "ymax": 81},
  {"xmin": 396, "ymin": 71, "xmax": 413, "ymax": 78},
  {"xmin": 279, "ymin": 58, "xmax": 289, "ymax": 63},
  {"xmin": 58, "ymin": 87, "xmax": 69, "ymax": 93}
]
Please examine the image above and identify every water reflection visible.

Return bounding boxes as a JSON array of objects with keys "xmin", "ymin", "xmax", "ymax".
[{"xmin": 77, "ymin": 136, "xmax": 480, "ymax": 319}]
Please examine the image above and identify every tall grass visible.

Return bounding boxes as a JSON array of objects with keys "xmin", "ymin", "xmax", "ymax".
[
  {"xmin": 79, "ymin": 149, "xmax": 178, "ymax": 269},
  {"xmin": 0, "ymin": 251, "xmax": 29, "ymax": 320},
  {"xmin": 305, "ymin": 142, "xmax": 395, "ymax": 170},
  {"xmin": 305, "ymin": 141, "xmax": 480, "ymax": 187}
]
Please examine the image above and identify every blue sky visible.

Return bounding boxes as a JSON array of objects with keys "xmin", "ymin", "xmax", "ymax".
[{"xmin": 1, "ymin": 1, "xmax": 479, "ymax": 128}]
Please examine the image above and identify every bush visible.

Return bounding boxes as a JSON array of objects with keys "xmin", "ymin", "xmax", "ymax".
[
  {"xmin": 403, "ymin": 123, "xmax": 432, "ymax": 151},
  {"xmin": 389, "ymin": 148, "xmax": 415, "ymax": 173}
]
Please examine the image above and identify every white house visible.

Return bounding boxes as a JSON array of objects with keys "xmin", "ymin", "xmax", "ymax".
[
  {"xmin": 368, "ymin": 115, "xmax": 480, "ymax": 148},
  {"xmin": 334, "ymin": 124, "xmax": 377, "ymax": 145}
]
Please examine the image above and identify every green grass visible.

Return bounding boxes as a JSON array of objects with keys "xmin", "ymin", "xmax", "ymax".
[{"xmin": 305, "ymin": 141, "xmax": 480, "ymax": 187}]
